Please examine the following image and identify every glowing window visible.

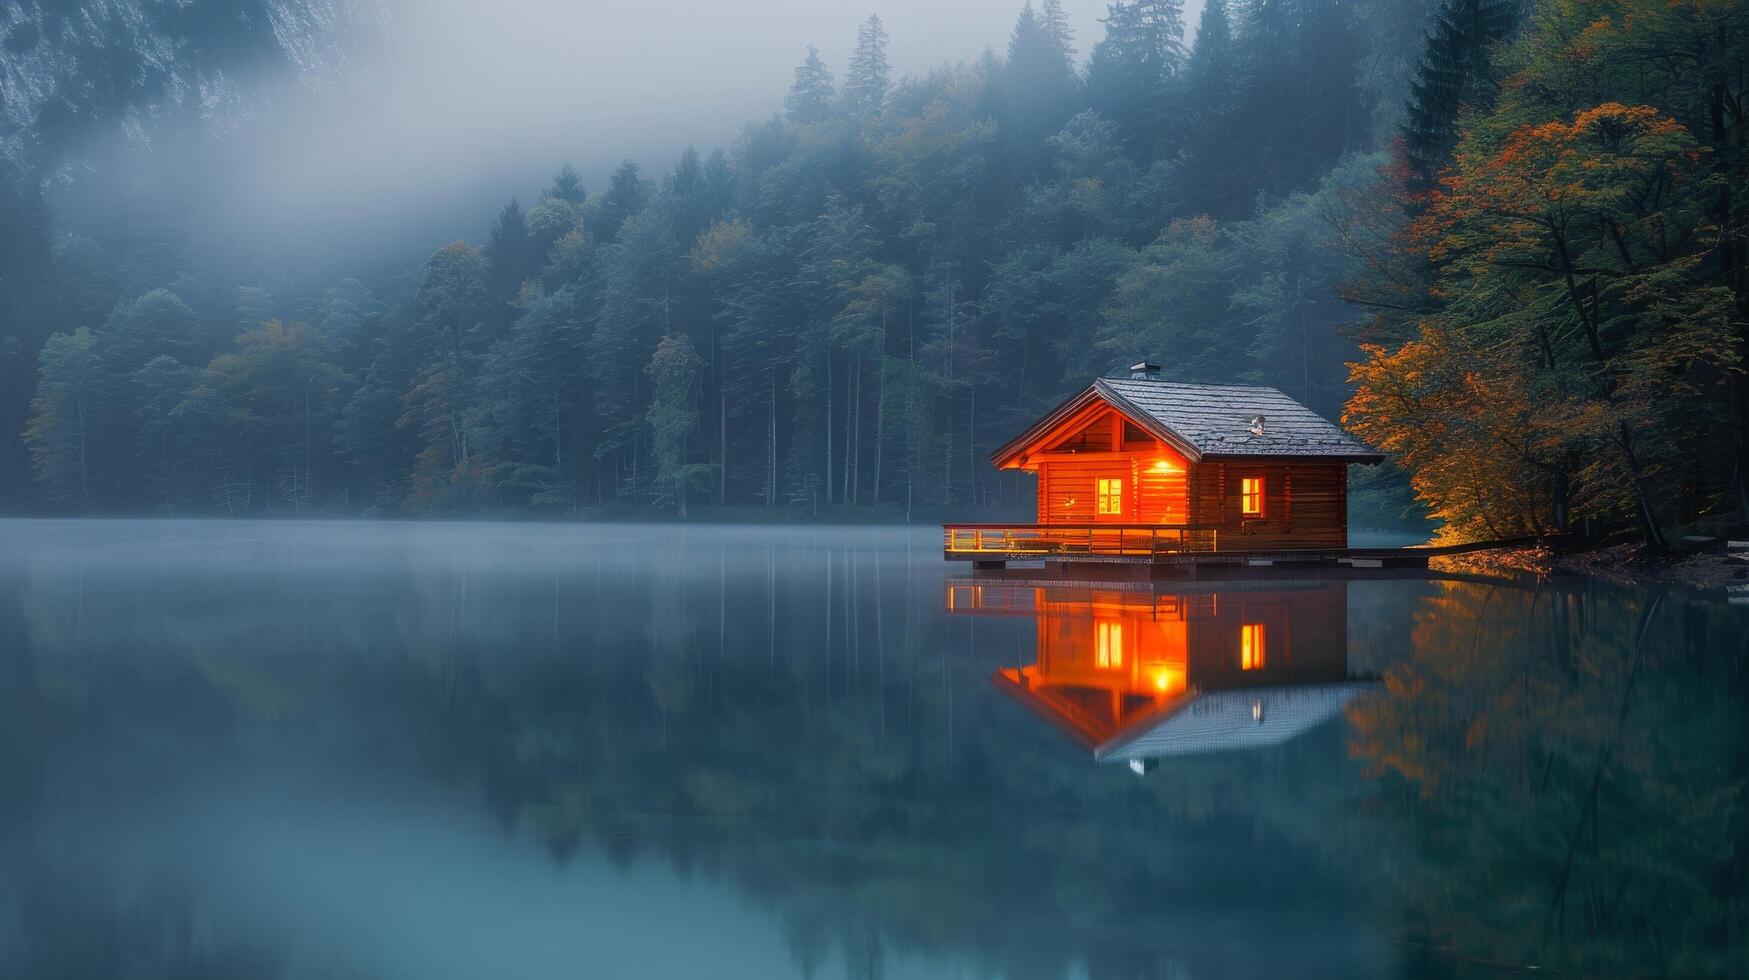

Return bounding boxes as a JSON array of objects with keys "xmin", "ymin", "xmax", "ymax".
[
  {"xmin": 1096, "ymin": 620, "xmax": 1123, "ymax": 668},
  {"xmin": 1240, "ymin": 477, "xmax": 1264, "ymax": 516},
  {"xmin": 1240, "ymin": 623, "xmax": 1265, "ymax": 670},
  {"xmin": 1096, "ymin": 478, "xmax": 1124, "ymax": 515}
]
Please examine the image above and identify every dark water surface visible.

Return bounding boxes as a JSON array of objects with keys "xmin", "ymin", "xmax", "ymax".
[{"xmin": 2, "ymin": 520, "xmax": 1746, "ymax": 978}]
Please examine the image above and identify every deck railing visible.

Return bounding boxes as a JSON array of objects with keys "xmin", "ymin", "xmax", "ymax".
[{"xmin": 942, "ymin": 523, "xmax": 1220, "ymax": 559}]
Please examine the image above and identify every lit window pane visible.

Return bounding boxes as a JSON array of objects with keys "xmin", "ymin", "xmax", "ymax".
[
  {"xmin": 1240, "ymin": 477, "xmax": 1264, "ymax": 516},
  {"xmin": 1096, "ymin": 478, "xmax": 1123, "ymax": 515},
  {"xmin": 1096, "ymin": 620, "xmax": 1123, "ymax": 668},
  {"xmin": 1240, "ymin": 623, "xmax": 1265, "ymax": 670}
]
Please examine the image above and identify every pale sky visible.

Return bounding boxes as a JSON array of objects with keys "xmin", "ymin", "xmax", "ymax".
[{"xmin": 225, "ymin": 0, "xmax": 1203, "ymax": 253}]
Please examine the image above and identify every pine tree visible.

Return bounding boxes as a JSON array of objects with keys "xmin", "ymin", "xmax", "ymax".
[
  {"xmin": 664, "ymin": 146, "xmax": 722, "ymax": 243},
  {"xmin": 588, "ymin": 207, "xmax": 682, "ymax": 490},
  {"xmin": 645, "ymin": 332, "xmax": 709, "ymax": 516},
  {"xmin": 1083, "ymin": 0, "xmax": 1187, "ymax": 156},
  {"xmin": 548, "ymin": 163, "xmax": 586, "ymax": 204},
  {"xmin": 472, "ymin": 287, "xmax": 585, "ymax": 507},
  {"xmin": 1176, "ymin": 0, "xmax": 1240, "ymax": 215},
  {"xmin": 998, "ymin": 0, "xmax": 1082, "ymax": 166},
  {"xmin": 594, "ymin": 161, "xmax": 650, "ymax": 244},
  {"xmin": 1039, "ymin": 0, "xmax": 1075, "ymax": 62},
  {"xmin": 785, "ymin": 46, "xmax": 836, "ymax": 124},
  {"xmin": 337, "ymin": 329, "xmax": 416, "ymax": 512},
  {"xmin": 401, "ymin": 242, "xmax": 490, "ymax": 510},
  {"xmin": 483, "ymin": 198, "xmax": 533, "ymax": 314},
  {"xmin": 1402, "ymin": 0, "xmax": 1522, "ymax": 184},
  {"xmin": 843, "ymin": 15, "xmax": 891, "ymax": 117},
  {"xmin": 24, "ymin": 328, "xmax": 99, "ymax": 507}
]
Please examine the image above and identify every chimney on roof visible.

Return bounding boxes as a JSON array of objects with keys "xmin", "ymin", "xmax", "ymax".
[{"xmin": 1129, "ymin": 361, "xmax": 1161, "ymax": 381}]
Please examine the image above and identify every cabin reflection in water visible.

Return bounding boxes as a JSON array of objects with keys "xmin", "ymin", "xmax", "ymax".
[{"xmin": 947, "ymin": 580, "xmax": 1374, "ymax": 769}]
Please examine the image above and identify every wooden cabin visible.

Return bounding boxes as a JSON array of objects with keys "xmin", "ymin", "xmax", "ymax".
[{"xmin": 944, "ymin": 363, "xmax": 1383, "ymax": 563}]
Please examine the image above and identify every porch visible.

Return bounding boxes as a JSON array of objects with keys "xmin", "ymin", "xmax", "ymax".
[{"xmin": 942, "ymin": 523, "xmax": 1222, "ymax": 561}]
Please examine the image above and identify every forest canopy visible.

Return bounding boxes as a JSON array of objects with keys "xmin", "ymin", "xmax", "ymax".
[{"xmin": 2, "ymin": 0, "xmax": 1744, "ymax": 544}]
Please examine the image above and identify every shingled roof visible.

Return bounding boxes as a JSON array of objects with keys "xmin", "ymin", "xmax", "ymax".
[{"xmin": 992, "ymin": 377, "xmax": 1383, "ymax": 465}]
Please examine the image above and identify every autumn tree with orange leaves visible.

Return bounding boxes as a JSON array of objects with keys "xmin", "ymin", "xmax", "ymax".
[{"xmin": 1346, "ymin": 0, "xmax": 1746, "ymax": 547}]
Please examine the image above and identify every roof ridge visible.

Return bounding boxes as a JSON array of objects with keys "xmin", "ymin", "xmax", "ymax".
[{"xmin": 1104, "ymin": 378, "xmax": 1285, "ymax": 392}]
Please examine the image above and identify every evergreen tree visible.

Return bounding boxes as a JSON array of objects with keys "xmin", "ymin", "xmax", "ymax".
[
  {"xmin": 24, "ymin": 328, "xmax": 99, "ymax": 507},
  {"xmin": 843, "ymin": 15, "xmax": 891, "ymax": 117},
  {"xmin": 337, "ymin": 328, "xmax": 416, "ymax": 512},
  {"xmin": 200, "ymin": 320, "xmax": 352, "ymax": 513},
  {"xmin": 644, "ymin": 332, "xmax": 710, "ymax": 515},
  {"xmin": 132, "ymin": 354, "xmax": 195, "ymax": 512},
  {"xmin": 473, "ymin": 287, "xmax": 585, "ymax": 507},
  {"xmin": 1039, "ymin": 0, "xmax": 1076, "ymax": 61},
  {"xmin": 484, "ymin": 198, "xmax": 534, "ymax": 314},
  {"xmin": 1083, "ymin": 0, "xmax": 1187, "ymax": 156},
  {"xmin": 401, "ymin": 242, "xmax": 490, "ymax": 510},
  {"xmin": 995, "ymin": 0, "xmax": 1083, "ymax": 178},
  {"xmin": 548, "ymin": 163, "xmax": 587, "ymax": 204},
  {"xmin": 594, "ymin": 161, "xmax": 650, "ymax": 244},
  {"xmin": 785, "ymin": 46, "xmax": 837, "ymax": 124},
  {"xmin": 1402, "ymin": 0, "xmax": 1522, "ymax": 184},
  {"xmin": 79, "ymin": 290, "xmax": 200, "ymax": 508},
  {"xmin": 588, "ymin": 206, "xmax": 683, "ymax": 486},
  {"xmin": 1175, "ymin": 0, "xmax": 1241, "ymax": 215}
]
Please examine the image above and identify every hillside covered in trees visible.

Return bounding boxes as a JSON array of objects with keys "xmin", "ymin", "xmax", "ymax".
[{"xmin": 2, "ymin": 0, "xmax": 1744, "ymax": 545}]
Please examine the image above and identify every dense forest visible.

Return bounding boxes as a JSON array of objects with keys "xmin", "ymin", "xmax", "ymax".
[{"xmin": 1, "ymin": 0, "xmax": 1744, "ymax": 544}]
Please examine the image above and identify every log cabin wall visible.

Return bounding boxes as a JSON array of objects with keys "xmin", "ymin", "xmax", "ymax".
[
  {"xmin": 1187, "ymin": 459, "xmax": 1348, "ymax": 549},
  {"xmin": 1037, "ymin": 456, "xmax": 1116, "ymax": 524},
  {"xmin": 1035, "ymin": 449, "xmax": 1188, "ymax": 525}
]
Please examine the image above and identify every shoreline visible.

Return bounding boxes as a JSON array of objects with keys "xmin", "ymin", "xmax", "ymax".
[{"xmin": 1433, "ymin": 542, "xmax": 1749, "ymax": 594}]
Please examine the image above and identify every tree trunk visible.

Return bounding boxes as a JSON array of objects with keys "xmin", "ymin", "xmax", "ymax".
[
  {"xmin": 719, "ymin": 384, "xmax": 727, "ymax": 506},
  {"xmin": 851, "ymin": 352, "xmax": 861, "ymax": 504},
  {"xmin": 1618, "ymin": 422, "xmax": 1667, "ymax": 552},
  {"xmin": 967, "ymin": 384, "xmax": 977, "ymax": 508},
  {"xmin": 943, "ymin": 414, "xmax": 953, "ymax": 508},
  {"xmin": 1551, "ymin": 462, "xmax": 1570, "ymax": 533},
  {"xmin": 825, "ymin": 346, "xmax": 833, "ymax": 506},
  {"xmin": 553, "ymin": 386, "xmax": 563, "ymax": 468},
  {"xmin": 768, "ymin": 369, "xmax": 777, "ymax": 507},
  {"xmin": 873, "ymin": 357, "xmax": 885, "ymax": 505}
]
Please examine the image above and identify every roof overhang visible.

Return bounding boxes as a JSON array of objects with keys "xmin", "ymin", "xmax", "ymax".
[{"xmin": 990, "ymin": 381, "xmax": 1202, "ymax": 469}]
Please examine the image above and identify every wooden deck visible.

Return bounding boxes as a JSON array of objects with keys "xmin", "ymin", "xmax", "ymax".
[
  {"xmin": 943, "ymin": 524, "xmax": 1550, "ymax": 573},
  {"xmin": 943, "ymin": 523, "xmax": 1223, "ymax": 560}
]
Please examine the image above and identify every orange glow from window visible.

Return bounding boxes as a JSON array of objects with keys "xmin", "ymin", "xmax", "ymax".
[
  {"xmin": 1240, "ymin": 477, "xmax": 1264, "ymax": 516},
  {"xmin": 1147, "ymin": 664, "xmax": 1186, "ymax": 694},
  {"xmin": 1096, "ymin": 478, "xmax": 1124, "ymax": 515},
  {"xmin": 1240, "ymin": 623, "xmax": 1265, "ymax": 670},
  {"xmin": 1149, "ymin": 459, "xmax": 1181, "ymax": 475},
  {"xmin": 1096, "ymin": 620, "xmax": 1123, "ymax": 668}
]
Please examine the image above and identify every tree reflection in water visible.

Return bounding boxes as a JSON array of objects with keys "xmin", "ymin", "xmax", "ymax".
[
  {"xmin": 0, "ymin": 524, "xmax": 1745, "ymax": 978},
  {"xmin": 1348, "ymin": 581, "xmax": 1749, "ymax": 976}
]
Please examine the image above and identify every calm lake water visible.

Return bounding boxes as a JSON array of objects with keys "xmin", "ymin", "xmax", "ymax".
[{"xmin": 2, "ymin": 520, "xmax": 1746, "ymax": 979}]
